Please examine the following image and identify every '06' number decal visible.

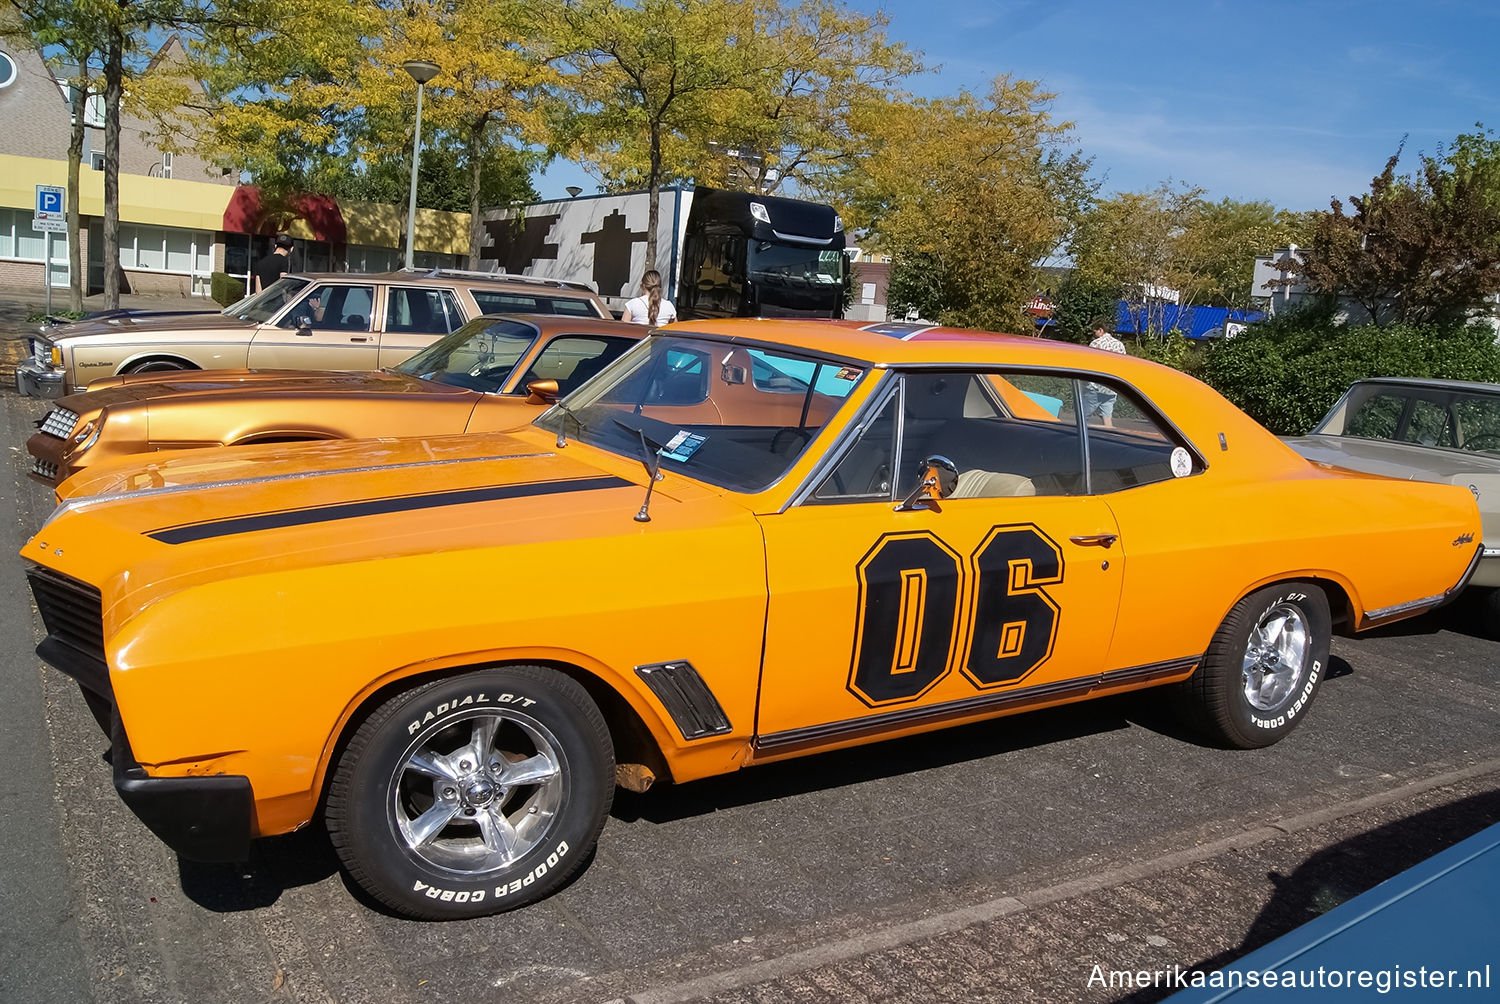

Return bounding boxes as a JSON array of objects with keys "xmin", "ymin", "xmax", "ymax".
[{"xmin": 849, "ymin": 525, "xmax": 1063, "ymax": 706}]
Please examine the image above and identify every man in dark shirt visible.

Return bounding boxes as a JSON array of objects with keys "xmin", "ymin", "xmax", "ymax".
[{"xmin": 251, "ymin": 234, "xmax": 295, "ymax": 292}]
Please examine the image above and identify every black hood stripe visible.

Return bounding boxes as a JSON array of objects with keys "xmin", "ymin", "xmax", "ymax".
[{"xmin": 146, "ymin": 476, "xmax": 632, "ymax": 544}]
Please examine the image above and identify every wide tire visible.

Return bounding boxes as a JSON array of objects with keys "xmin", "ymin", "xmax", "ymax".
[
  {"xmin": 325, "ymin": 665, "xmax": 614, "ymax": 920},
  {"xmin": 1177, "ymin": 582, "xmax": 1331, "ymax": 749}
]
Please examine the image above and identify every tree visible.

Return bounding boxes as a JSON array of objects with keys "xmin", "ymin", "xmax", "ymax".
[
  {"xmin": 847, "ymin": 77, "xmax": 1092, "ymax": 331},
  {"xmin": 2, "ymin": 0, "xmax": 104, "ymax": 312},
  {"xmin": 330, "ymin": 141, "xmax": 537, "ymax": 215},
  {"xmin": 544, "ymin": 0, "xmax": 768, "ymax": 270},
  {"xmin": 702, "ymin": 0, "xmax": 922, "ymax": 196},
  {"xmin": 1069, "ymin": 183, "xmax": 1201, "ymax": 337},
  {"xmin": 1174, "ymin": 199, "xmax": 1309, "ymax": 309},
  {"xmin": 1287, "ymin": 133, "xmax": 1500, "ymax": 326}
]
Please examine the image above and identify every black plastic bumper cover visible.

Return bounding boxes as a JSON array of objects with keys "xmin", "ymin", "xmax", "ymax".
[{"xmin": 110, "ymin": 714, "xmax": 254, "ymax": 863}]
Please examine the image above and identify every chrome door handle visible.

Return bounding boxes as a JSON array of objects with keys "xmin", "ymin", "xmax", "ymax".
[{"xmin": 1069, "ymin": 533, "xmax": 1117, "ymax": 548}]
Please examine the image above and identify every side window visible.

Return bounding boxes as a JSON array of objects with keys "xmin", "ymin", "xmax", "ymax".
[
  {"xmin": 1085, "ymin": 380, "xmax": 1201, "ymax": 491},
  {"xmin": 518, "ymin": 336, "xmax": 635, "ymax": 396},
  {"xmin": 1403, "ymin": 399, "xmax": 1454, "ymax": 447},
  {"xmin": 279, "ymin": 285, "xmax": 374, "ymax": 332},
  {"xmin": 1346, "ymin": 392, "xmax": 1405, "ymax": 439},
  {"xmin": 387, "ymin": 287, "xmax": 462, "ymax": 334},
  {"xmin": 471, "ymin": 291, "xmax": 540, "ymax": 314},
  {"xmin": 906, "ymin": 372, "xmax": 1086, "ymax": 498},
  {"xmin": 813, "ymin": 393, "xmax": 898, "ymax": 502},
  {"xmin": 612, "ymin": 347, "xmax": 710, "ymax": 406},
  {"xmin": 539, "ymin": 296, "xmax": 602, "ymax": 317}
]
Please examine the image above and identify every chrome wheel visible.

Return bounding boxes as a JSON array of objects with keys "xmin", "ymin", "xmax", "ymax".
[
  {"xmin": 390, "ymin": 709, "xmax": 564, "ymax": 876},
  {"xmin": 1241, "ymin": 602, "xmax": 1309, "ymax": 711}
]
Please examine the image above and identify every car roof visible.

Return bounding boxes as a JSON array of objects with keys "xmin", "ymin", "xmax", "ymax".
[
  {"xmin": 1348, "ymin": 376, "xmax": 1500, "ymax": 395},
  {"xmin": 472, "ymin": 314, "xmax": 643, "ymax": 336},
  {"xmin": 285, "ymin": 270, "xmax": 601, "ymax": 296},
  {"xmin": 665, "ymin": 318, "xmax": 1152, "ymax": 372}
]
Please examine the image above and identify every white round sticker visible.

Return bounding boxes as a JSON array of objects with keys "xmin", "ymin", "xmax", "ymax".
[{"xmin": 1170, "ymin": 447, "xmax": 1192, "ymax": 478}]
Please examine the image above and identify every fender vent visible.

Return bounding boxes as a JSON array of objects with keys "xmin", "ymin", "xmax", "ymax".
[{"xmin": 634, "ymin": 661, "xmax": 732, "ymax": 740}]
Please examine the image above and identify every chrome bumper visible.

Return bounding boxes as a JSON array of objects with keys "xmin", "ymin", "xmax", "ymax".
[{"xmin": 15, "ymin": 359, "xmax": 65, "ymax": 399}]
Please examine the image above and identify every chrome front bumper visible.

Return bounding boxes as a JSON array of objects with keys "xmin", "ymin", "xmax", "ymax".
[{"xmin": 15, "ymin": 358, "xmax": 65, "ymax": 399}]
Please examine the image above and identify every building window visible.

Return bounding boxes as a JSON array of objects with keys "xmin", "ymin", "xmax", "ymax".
[
  {"xmin": 161, "ymin": 151, "xmax": 173, "ymax": 179},
  {"xmin": 90, "ymin": 151, "xmax": 105, "ymax": 171},
  {"xmin": 0, "ymin": 52, "xmax": 17, "ymax": 89}
]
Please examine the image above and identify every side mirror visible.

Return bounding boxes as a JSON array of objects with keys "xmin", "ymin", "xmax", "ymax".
[
  {"xmin": 526, "ymin": 378, "xmax": 560, "ymax": 405},
  {"xmin": 895, "ymin": 455, "xmax": 958, "ymax": 512}
]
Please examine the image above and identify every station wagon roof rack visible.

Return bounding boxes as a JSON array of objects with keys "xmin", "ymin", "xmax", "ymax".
[{"xmin": 420, "ymin": 267, "xmax": 597, "ymax": 294}]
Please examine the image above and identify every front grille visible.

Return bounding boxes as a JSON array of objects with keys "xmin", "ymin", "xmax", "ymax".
[
  {"xmin": 40, "ymin": 407, "xmax": 79, "ymax": 438},
  {"xmin": 27, "ymin": 565, "xmax": 106, "ymax": 672},
  {"xmin": 31, "ymin": 457, "xmax": 59, "ymax": 480}
]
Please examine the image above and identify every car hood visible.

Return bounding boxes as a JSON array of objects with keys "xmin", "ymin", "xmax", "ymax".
[
  {"xmin": 49, "ymin": 311, "xmax": 255, "ymax": 342},
  {"xmin": 35, "ymin": 428, "xmax": 736, "ymax": 619},
  {"xmin": 62, "ymin": 369, "xmax": 470, "ymax": 413}
]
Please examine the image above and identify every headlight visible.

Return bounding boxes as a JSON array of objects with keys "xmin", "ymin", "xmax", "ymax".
[{"xmin": 66, "ymin": 418, "xmax": 101, "ymax": 455}]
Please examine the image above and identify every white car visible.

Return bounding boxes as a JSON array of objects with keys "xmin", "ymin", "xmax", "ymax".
[{"xmin": 1285, "ymin": 377, "xmax": 1500, "ymax": 622}]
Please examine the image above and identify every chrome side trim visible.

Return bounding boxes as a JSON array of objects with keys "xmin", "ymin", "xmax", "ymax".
[
  {"xmin": 753, "ymin": 656, "xmax": 1200, "ymax": 757},
  {"xmin": 1362, "ymin": 542, "xmax": 1485, "ymax": 626}
]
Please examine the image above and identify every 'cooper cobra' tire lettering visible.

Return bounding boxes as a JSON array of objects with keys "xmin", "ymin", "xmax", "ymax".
[{"xmin": 849, "ymin": 526, "xmax": 1064, "ymax": 705}]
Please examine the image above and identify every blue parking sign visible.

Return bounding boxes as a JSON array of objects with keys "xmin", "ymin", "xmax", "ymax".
[{"xmin": 36, "ymin": 186, "xmax": 64, "ymax": 215}]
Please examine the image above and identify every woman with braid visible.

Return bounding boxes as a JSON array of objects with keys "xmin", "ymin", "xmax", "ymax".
[{"xmin": 622, "ymin": 269, "xmax": 678, "ymax": 325}]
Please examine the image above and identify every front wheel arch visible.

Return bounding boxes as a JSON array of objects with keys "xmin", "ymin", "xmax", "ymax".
[
  {"xmin": 118, "ymin": 354, "xmax": 200, "ymax": 376},
  {"xmin": 316, "ymin": 658, "xmax": 674, "ymax": 820}
]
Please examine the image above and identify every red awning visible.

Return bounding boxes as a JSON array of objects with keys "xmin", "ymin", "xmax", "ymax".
[{"xmin": 222, "ymin": 186, "xmax": 348, "ymax": 245}]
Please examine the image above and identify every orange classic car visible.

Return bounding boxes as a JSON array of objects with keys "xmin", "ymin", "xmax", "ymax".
[
  {"xmin": 22, "ymin": 319, "xmax": 1482, "ymax": 920},
  {"xmin": 27, "ymin": 314, "xmax": 643, "ymax": 486}
]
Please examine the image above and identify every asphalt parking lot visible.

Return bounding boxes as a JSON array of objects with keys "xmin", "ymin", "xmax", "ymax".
[{"xmin": 1, "ymin": 343, "xmax": 1497, "ymax": 1004}]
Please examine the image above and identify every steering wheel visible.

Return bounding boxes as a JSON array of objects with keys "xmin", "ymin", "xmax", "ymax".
[
  {"xmin": 769, "ymin": 427, "xmax": 811, "ymax": 456},
  {"xmin": 1465, "ymin": 432, "xmax": 1500, "ymax": 452}
]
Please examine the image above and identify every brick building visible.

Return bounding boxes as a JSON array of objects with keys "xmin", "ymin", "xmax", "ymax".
[{"xmin": 0, "ymin": 38, "xmax": 470, "ymax": 300}]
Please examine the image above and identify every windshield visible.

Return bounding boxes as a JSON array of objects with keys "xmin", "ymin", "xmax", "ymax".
[
  {"xmin": 225, "ymin": 276, "xmax": 311, "ymax": 323},
  {"xmin": 534, "ymin": 333, "xmax": 867, "ymax": 494},
  {"xmin": 395, "ymin": 317, "xmax": 539, "ymax": 392},
  {"xmin": 1318, "ymin": 383, "xmax": 1500, "ymax": 455},
  {"xmin": 747, "ymin": 244, "xmax": 845, "ymax": 289}
]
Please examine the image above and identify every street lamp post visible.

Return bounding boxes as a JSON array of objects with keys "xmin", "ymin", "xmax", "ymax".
[{"xmin": 400, "ymin": 59, "xmax": 440, "ymax": 271}]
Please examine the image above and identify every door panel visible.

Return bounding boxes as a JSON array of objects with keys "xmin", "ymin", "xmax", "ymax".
[
  {"xmin": 247, "ymin": 283, "xmax": 380, "ymax": 370},
  {"xmin": 755, "ymin": 496, "xmax": 1123, "ymax": 739}
]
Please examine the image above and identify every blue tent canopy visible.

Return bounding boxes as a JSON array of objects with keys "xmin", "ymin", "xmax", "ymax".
[{"xmin": 1114, "ymin": 302, "xmax": 1264, "ymax": 340}]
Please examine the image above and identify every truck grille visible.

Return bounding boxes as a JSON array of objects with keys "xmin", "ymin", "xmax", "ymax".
[
  {"xmin": 31, "ymin": 457, "xmax": 59, "ymax": 480},
  {"xmin": 39, "ymin": 407, "xmax": 79, "ymax": 438},
  {"xmin": 26, "ymin": 565, "xmax": 107, "ymax": 677}
]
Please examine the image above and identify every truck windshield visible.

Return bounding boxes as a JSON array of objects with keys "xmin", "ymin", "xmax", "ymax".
[
  {"xmin": 747, "ymin": 244, "xmax": 845, "ymax": 290},
  {"xmin": 225, "ymin": 276, "xmax": 311, "ymax": 324}
]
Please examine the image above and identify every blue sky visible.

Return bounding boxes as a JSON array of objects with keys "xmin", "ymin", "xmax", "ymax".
[{"xmin": 535, "ymin": 0, "xmax": 1500, "ymax": 212}]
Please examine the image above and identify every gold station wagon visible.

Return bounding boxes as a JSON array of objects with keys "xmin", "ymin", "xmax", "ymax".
[{"xmin": 15, "ymin": 269, "xmax": 609, "ymax": 399}]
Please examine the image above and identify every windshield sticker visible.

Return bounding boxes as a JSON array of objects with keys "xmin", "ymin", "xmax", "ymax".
[
  {"xmin": 1170, "ymin": 447, "xmax": 1193, "ymax": 478},
  {"xmin": 835, "ymin": 367, "xmax": 862, "ymax": 381},
  {"xmin": 662, "ymin": 431, "xmax": 707, "ymax": 463}
]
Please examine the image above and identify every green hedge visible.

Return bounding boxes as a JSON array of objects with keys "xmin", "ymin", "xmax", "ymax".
[
  {"xmin": 211, "ymin": 271, "xmax": 246, "ymax": 307},
  {"xmin": 1199, "ymin": 317, "xmax": 1500, "ymax": 435}
]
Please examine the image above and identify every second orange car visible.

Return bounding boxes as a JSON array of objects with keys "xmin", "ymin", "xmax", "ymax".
[{"xmin": 27, "ymin": 315, "xmax": 643, "ymax": 485}]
